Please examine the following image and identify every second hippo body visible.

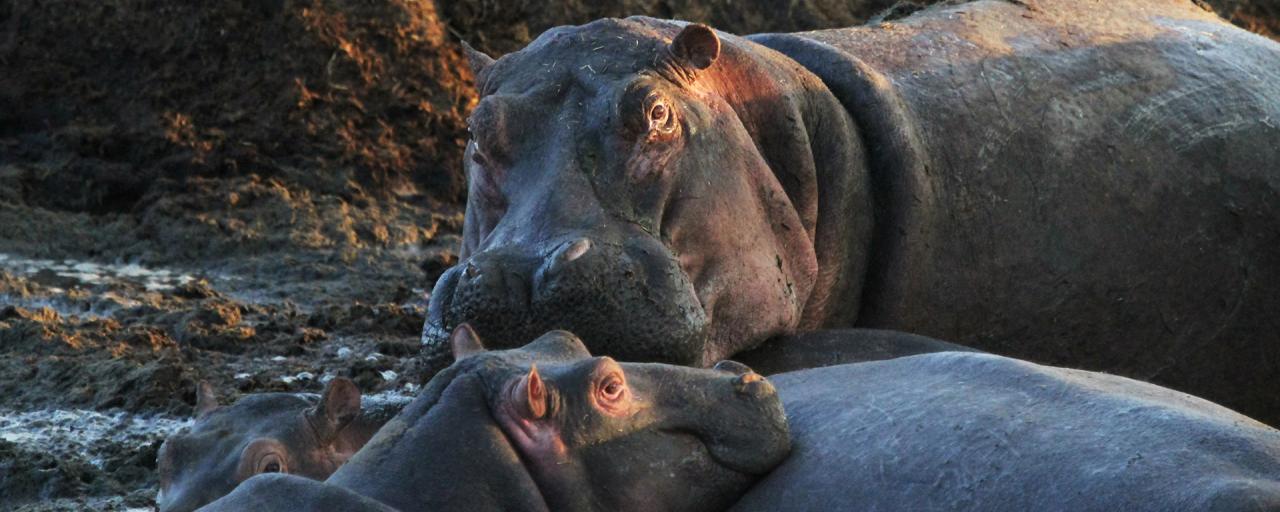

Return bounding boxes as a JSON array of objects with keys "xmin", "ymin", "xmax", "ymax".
[{"xmin": 735, "ymin": 352, "xmax": 1280, "ymax": 511}]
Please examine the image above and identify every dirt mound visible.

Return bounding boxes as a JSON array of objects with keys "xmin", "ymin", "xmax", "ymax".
[
  {"xmin": 1208, "ymin": 0, "xmax": 1280, "ymax": 39},
  {"xmin": 1, "ymin": 0, "xmax": 471, "ymax": 211}
]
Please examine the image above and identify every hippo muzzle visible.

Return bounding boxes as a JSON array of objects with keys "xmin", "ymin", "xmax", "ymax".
[{"xmin": 425, "ymin": 231, "xmax": 709, "ymax": 369}]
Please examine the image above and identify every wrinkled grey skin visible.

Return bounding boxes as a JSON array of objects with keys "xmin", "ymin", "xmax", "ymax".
[
  {"xmin": 734, "ymin": 352, "xmax": 1280, "ymax": 511},
  {"xmin": 425, "ymin": 0, "xmax": 1280, "ymax": 424},
  {"xmin": 157, "ymin": 379, "xmax": 399, "ymax": 512},
  {"xmin": 199, "ymin": 327, "xmax": 790, "ymax": 512},
  {"xmin": 734, "ymin": 328, "xmax": 981, "ymax": 375}
]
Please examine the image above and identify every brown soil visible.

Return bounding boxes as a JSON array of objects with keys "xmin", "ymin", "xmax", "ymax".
[{"xmin": 0, "ymin": 0, "xmax": 1274, "ymax": 510}]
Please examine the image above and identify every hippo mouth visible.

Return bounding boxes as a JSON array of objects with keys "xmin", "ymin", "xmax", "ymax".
[{"xmin": 421, "ymin": 239, "xmax": 711, "ymax": 370}]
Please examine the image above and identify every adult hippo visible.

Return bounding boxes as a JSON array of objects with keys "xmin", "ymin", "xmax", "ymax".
[
  {"xmin": 156, "ymin": 379, "xmax": 403, "ymax": 512},
  {"xmin": 198, "ymin": 325, "xmax": 790, "ymax": 511},
  {"xmin": 735, "ymin": 351, "xmax": 1280, "ymax": 511},
  {"xmin": 423, "ymin": 0, "xmax": 1280, "ymax": 422}
]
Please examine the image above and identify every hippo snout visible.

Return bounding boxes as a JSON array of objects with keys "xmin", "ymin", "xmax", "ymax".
[
  {"xmin": 733, "ymin": 371, "xmax": 775, "ymax": 399},
  {"xmin": 424, "ymin": 235, "xmax": 709, "ymax": 369}
]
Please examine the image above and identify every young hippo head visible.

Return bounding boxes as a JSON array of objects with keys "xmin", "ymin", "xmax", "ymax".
[
  {"xmin": 155, "ymin": 379, "xmax": 371, "ymax": 512},
  {"xmin": 335, "ymin": 325, "xmax": 791, "ymax": 512},
  {"xmin": 424, "ymin": 18, "xmax": 840, "ymax": 369}
]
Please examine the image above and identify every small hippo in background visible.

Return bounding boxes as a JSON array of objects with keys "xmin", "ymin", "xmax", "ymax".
[
  {"xmin": 157, "ymin": 378, "xmax": 403, "ymax": 512},
  {"xmin": 735, "ymin": 351, "xmax": 1280, "ymax": 511},
  {"xmin": 199, "ymin": 325, "xmax": 791, "ymax": 511}
]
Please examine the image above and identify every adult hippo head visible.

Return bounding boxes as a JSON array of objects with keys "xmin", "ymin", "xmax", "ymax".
[
  {"xmin": 423, "ymin": 18, "xmax": 870, "ymax": 368},
  {"xmin": 156, "ymin": 379, "xmax": 386, "ymax": 512},
  {"xmin": 286, "ymin": 325, "xmax": 792, "ymax": 512}
]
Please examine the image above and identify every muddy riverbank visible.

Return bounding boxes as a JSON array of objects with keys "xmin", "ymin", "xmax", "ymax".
[{"xmin": 1, "ymin": 0, "xmax": 1276, "ymax": 509}]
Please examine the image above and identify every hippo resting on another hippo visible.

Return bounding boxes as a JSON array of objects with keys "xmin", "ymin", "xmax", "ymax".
[
  {"xmin": 422, "ymin": 0, "xmax": 1280, "ymax": 423},
  {"xmin": 202, "ymin": 328, "xmax": 1280, "ymax": 511},
  {"xmin": 156, "ymin": 379, "xmax": 404, "ymax": 512},
  {"xmin": 198, "ymin": 325, "xmax": 791, "ymax": 511}
]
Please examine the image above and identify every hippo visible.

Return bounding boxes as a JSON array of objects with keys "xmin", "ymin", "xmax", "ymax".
[
  {"xmin": 734, "ymin": 351, "xmax": 1280, "ymax": 511},
  {"xmin": 422, "ymin": 0, "xmax": 1280, "ymax": 423},
  {"xmin": 156, "ymin": 379, "xmax": 402, "ymax": 512},
  {"xmin": 198, "ymin": 325, "xmax": 791, "ymax": 511}
]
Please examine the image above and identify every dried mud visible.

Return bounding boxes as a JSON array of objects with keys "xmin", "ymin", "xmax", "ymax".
[{"xmin": 0, "ymin": 0, "xmax": 1274, "ymax": 510}]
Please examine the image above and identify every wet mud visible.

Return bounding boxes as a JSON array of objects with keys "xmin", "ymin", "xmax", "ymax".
[{"xmin": 0, "ymin": 0, "xmax": 1274, "ymax": 510}]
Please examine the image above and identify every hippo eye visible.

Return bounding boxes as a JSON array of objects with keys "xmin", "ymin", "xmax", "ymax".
[
  {"xmin": 254, "ymin": 452, "xmax": 287, "ymax": 475},
  {"xmin": 646, "ymin": 99, "xmax": 677, "ymax": 136},
  {"xmin": 598, "ymin": 374, "xmax": 625, "ymax": 403},
  {"xmin": 649, "ymin": 103, "xmax": 668, "ymax": 124}
]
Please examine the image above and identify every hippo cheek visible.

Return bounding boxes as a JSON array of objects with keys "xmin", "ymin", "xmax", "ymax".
[
  {"xmin": 157, "ymin": 475, "xmax": 237, "ymax": 512},
  {"xmin": 626, "ymin": 365, "xmax": 791, "ymax": 475}
]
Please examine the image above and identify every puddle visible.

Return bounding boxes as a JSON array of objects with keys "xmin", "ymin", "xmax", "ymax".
[{"xmin": 0, "ymin": 253, "xmax": 198, "ymax": 292}]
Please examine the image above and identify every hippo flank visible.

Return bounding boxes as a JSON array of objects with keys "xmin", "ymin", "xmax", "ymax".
[
  {"xmin": 199, "ymin": 325, "xmax": 791, "ymax": 511},
  {"xmin": 423, "ymin": 0, "xmax": 1280, "ymax": 423},
  {"xmin": 157, "ymin": 379, "xmax": 401, "ymax": 512},
  {"xmin": 736, "ymin": 350, "xmax": 1280, "ymax": 511}
]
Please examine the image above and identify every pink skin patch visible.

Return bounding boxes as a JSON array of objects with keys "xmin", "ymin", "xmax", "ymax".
[{"xmin": 496, "ymin": 366, "xmax": 569, "ymax": 465}]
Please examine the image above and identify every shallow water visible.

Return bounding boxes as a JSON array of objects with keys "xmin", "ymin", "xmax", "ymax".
[
  {"xmin": 0, "ymin": 408, "xmax": 191, "ymax": 468},
  {"xmin": 0, "ymin": 253, "xmax": 198, "ymax": 293}
]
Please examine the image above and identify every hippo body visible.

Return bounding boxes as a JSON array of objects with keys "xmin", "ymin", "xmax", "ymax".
[
  {"xmin": 749, "ymin": 0, "xmax": 1280, "ymax": 423},
  {"xmin": 734, "ymin": 328, "xmax": 982, "ymax": 375},
  {"xmin": 735, "ymin": 352, "xmax": 1280, "ymax": 511},
  {"xmin": 426, "ymin": 0, "xmax": 1280, "ymax": 423},
  {"xmin": 200, "ymin": 327, "xmax": 791, "ymax": 512}
]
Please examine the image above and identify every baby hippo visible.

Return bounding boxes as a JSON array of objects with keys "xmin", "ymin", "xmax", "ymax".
[
  {"xmin": 199, "ymin": 325, "xmax": 791, "ymax": 511},
  {"xmin": 157, "ymin": 378, "xmax": 401, "ymax": 512}
]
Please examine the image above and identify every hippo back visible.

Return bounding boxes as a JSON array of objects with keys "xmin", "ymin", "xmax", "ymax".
[
  {"xmin": 752, "ymin": 0, "xmax": 1280, "ymax": 424},
  {"xmin": 733, "ymin": 352, "xmax": 1280, "ymax": 511}
]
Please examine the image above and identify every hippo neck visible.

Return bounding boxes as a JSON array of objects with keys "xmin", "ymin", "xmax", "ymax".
[
  {"xmin": 714, "ymin": 32, "xmax": 878, "ymax": 329},
  {"xmin": 747, "ymin": 32, "xmax": 935, "ymax": 328}
]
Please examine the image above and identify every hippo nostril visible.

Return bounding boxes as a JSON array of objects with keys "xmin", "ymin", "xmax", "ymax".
[
  {"xmin": 464, "ymin": 261, "xmax": 479, "ymax": 278},
  {"xmin": 559, "ymin": 238, "xmax": 592, "ymax": 263}
]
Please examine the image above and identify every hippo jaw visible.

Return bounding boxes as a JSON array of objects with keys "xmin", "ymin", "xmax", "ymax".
[{"xmin": 423, "ymin": 19, "xmax": 822, "ymax": 370}]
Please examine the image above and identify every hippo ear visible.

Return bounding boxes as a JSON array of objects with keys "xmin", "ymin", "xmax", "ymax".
[
  {"xmin": 194, "ymin": 380, "xmax": 219, "ymax": 417},
  {"xmin": 513, "ymin": 365, "xmax": 548, "ymax": 420},
  {"xmin": 712, "ymin": 360, "xmax": 756, "ymax": 376},
  {"xmin": 451, "ymin": 323, "xmax": 487, "ymax": 359},
  {"xmin": 461, "ymin": 40, "xmax": 496, "ymax": 78},
  {"xmin": 307, "ymin": 378, "xmax": 361, "ymax": 444},
  {"xmin": 670, "ymin": 24, "xmax": 720, "ymax": 70}
]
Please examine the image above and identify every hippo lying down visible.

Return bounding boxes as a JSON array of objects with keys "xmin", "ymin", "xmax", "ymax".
[
  {"xmin": 201, "ymin": 327, "xmax": 1280, "ymax": 511},
  {"xmin": 199, "ymin": 325, "xmax": 791, "ymax": 511},
  {"xmin": 156, "ymin": 380, "xmax": 405, "ymax": 512},
  {"xmin": 162, "ymin": 329, "xmax": 965, "ymax": 509},
  {"xmin": 423, "ymin": 0, "xmax": 1280, "ymax": 423}
]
